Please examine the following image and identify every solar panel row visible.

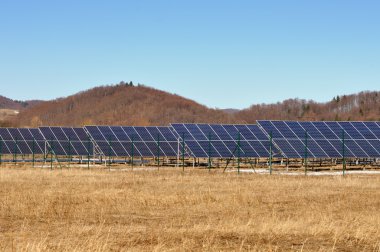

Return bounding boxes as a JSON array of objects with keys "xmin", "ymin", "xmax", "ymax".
[
  {"xmin": 39, "ymin": 127, "xmax": 93, "ymax": 156},
  {"xmin": 2, "ymin": 122, "xmax": 380, "ymax": 160},
  {"xmin": 257, "ymin": 121, "xmax": 380, "ymax": 158},
  {"xmin": 84, "ymin": 126, "xmax": 179, "ymax": 157},
  {"xmin": 0, "ymin": 128, "xmax": 45, "ymax": 154},
  {"xmin": 170, "ymin": 124, "xmax": 276, "ymax": 158}
]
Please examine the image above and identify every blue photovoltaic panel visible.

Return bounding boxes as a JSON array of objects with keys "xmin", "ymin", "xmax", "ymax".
[
  {"xmin": 363, "ymin": 122, "xmax": 380, "ymax": 138},
  {"xmin": 170, "ymin": 124, "xmax": 276, "ymax": 158},
  {"xmin": 7, "ymin": 128, "xmax": 30, "ymax": 154},
  {"xmin": 194, "ymin": 124, "xmax": 215, "ymax": 140},
  {"xmin": 0, "ymin": 128, "xmax": 18, "ymax": 154},
  {"xmin": 85, "ymin": 126, "xmax": 106, "ymax": 141},
  {"xmin": 145, "ymin": 127, "xmax": 177, "ymax": 157},
  {"xmin": 18, "ymin": 128, "xmax": 45, "ymax": 154},
  {"xmin": 110, "ymin": 126, "xmax": 130, "ymax": 141},
  {"xmin": 351, "ymin": 122, "xmax": 377, "ymax": 139},
  {"xmin": 39, "ymin": 127, "xmax": 62, "ymax": 155},
  {"xmin": 185, "ymin": 141, "xmax": 207, "ymax": 157},
  {"xmin": 85, "ymin": 126, "xmax": 180, "ymax": 157},
  {"xmin": 39, "ymin": 127, "xmax": 93, "ymax": 156},
  {"xmin": 134, "ymin": 127, "xmax": 154, "ymax": 141},
  {"xmin": 85, "ymin": 126, "xmax": 118, "ymax": 156},
  {"xmin": 310, "ymin": 122, "xmax": 338, "ymax": 140},
  {"xmin": 61, "ymin": 128, "xmax": 89, "ymax": 155},
  {"xmin": 0, "ymin": 128, "xmax": 45, "ymax": 154},
  {"xmin": 223, "ymin": 125, "xmax": 242, "ymax": 139},
  {"xmin": 257, "ymin": 120, "xmax": 380, "ymax": 158},
  {"xmin": 210, "ymin": 124, "xmax": 233, "ymax": 141},
  {"xmin": 158, "ymin": 127, "xmax": 177, "ymax": 141}
]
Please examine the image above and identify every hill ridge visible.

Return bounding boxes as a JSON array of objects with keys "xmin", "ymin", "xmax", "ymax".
[
  {"xmin": 1, "ymin": 82, "xmax": 380, "ymax": 127},
  {"xmin": 11, "ymin": 83, "xmax": 237, "ymax": 127}
]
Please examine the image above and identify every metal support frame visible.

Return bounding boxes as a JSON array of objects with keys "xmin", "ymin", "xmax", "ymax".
[
  {"xmin": 157, "ymin": 134, "xmax": 160, "ymax": 169},
  {"xmin": 269, "ymin": 131, "xmax": 273, "ymax": 175},
  {"xmin": 44, "ymin": 141, "xmax": 47, "ymax": 163},
  {"xmin": 222, "ymin": 132, "xmax": 245, "ymax": 173},
  {"xmin": 50, "ymin": 139, "xmax": 54, "ymax": 170},
  {"xmin": 68, "ymin": 136, "xmax": 71, "ymax": 169},
  {"xmin": 237, "ymin": 132, "xmax": 241, "ymax": 174},
  {"xmin": 304, "ymin": 131, "xmax": 308, "ymax": 176},
  {"xmin": 176, "ymin": 136, "xmax": 180, "ymax": 167},
  {"xmin": 87, "ymin": 135, "xmax": 91, "ymax": 169},
  {"xmin": 342, "ymin": 130, "xmax": 346, "ymax": 176},
  {"xmin": 182, "ymin": 133, "xmax": 185, "ymax": 171},
  {"xmin": 107, "ymin": 136, "xmax": 111, "ymax": 170},
  {"xmin": 0, "ymin": 139, "xmax": 2, "ymax": 165},
  {"xmin": 131, "ymin": 136, "xmax": 134, "ymax": 170},
  {"xmin": 208, "ymin": 132, "xmax": 211, "ymax": 172},
  {"xmin": 32, "ymin": 138, "xmax": 35, "ymax": 167},
  {"xmin": 14, "ymin": 137, "xmax": 18, "ymax": 165}
]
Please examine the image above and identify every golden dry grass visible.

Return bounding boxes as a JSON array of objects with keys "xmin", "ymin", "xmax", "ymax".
[{"xmin": 0, "ymin": 167, "xmax": 380, "ymax": 251}]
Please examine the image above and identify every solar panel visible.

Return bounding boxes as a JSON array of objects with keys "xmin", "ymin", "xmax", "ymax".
[
  {"xmin": 39, "ymin": 127, "xmax": 93, "ymax": 156},
  {"xmin": 0, "ymin": 128, "xmax": 45, "ymax": 154},
  {"xmin": 85, "ymin": 126, "xmax": 180, "ymax": 157},
  {"xmin": 257, "ymin": 121, "xmax": 380, "ymax": 158},
  {"xmin": 170, "ymin": 124, "xmax": 276, "ymax": 158}
]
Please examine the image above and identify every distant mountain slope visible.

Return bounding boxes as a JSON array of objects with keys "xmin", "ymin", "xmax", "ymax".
[
  {"xmin": 13, "ymin": 84, "xmax": 237, "ymax": 127},
  {"xmin": 236, "ymin": 91, "xmax": 380, "ymax": 123},
  {"xmin": 5, "ymin": 82, "xmax": 380, "ymax": 128},
  {"xmin": 0, "ymin": 96, "xmax": 42, "ymax": 126},
  {"xmin": 0, "ymin": 95, "xmax": 41, "ymax": 110},
  {"xmin": 222, "ymin": 108, "xmax": 240, "ymax": 114}
]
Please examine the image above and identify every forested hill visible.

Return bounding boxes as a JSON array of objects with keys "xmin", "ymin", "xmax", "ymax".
[
  {"xmin": 12, "ymin": 83, "xmax": 237, "ymax": 127},
  {"xmin": 3, "ymin": 82, "xmax": 380, "ymax": 127},
  {"xmin": 235, "ymin": 91, "xmax": 380, "ymax": 123},
  {"xmin": 0, "ymin": 95, "xmax": 41, "ymax": 110}
]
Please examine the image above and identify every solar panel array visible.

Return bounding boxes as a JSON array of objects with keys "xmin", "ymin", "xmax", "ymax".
[
  {"xmin": 2, "ymin": 121, "xmax": 380, "ymax": 160},
  {"xmin": 85, "ymin": 126, "xmax": 179, "ymax": 157},
  {"xmin": 0, "ymin": 128, "xmax": 45, "ymax": 154},
  {"xmin": 39, "ymin": 127, "xmax": 93, "ymax": 156},
  {"xmin": 170, "ymin": 124, "xmax": 276, "ymax": 158},
  {"xmin": 257, "ymin": 121, "xmax": 380, "ymax": 158}
]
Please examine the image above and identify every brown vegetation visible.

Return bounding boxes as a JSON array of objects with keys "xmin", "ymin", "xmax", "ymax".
[
  {"xmin": 0, "ymin": 109, "xmax": 19, "ymax": 124},
  {"xmin": 0, "ymin": 95, "xmax": 41, "ymax": 110},
  {"xmin": 0, "ymin": 167, "xmax": 379, "ymax": 251},
  {"xmin": 236, "ymin": 91, "xmax": 380, "ymax": 123},
  {"xmin": 12, "ymin": 84, "xmax": 236, "ymax": 127},
  {"xmin": 3, "ymin": 82, "xmax": 380, "ymax": 127}
]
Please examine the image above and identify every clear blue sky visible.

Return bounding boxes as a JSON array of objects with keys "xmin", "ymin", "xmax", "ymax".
[{"xmin": 0, "ymin": 0, "xmax": 379, "ymax": 109}]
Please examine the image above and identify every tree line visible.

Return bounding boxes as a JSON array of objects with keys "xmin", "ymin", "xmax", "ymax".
[{"xmin": 4, "ymin": 82, "xmax": 380, "ymax": 127}]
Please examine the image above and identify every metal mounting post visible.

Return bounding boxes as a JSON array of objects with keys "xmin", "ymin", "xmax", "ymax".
[
  {"xmin": 269, "ymin": 131, "xmax": 273, "ymax": 175},
  {"xmin": 342, "ymin": 130, "xmax": 346, "ymax": 176},
  {"xmin": 14, "ymin": 137, "xmax": 18, "ymax": 165},
  {"xmin": 208, "ymin": 132, "xmax": 211, "ymax": 172},
  {"xmin": 0, "ymin": 139, "xmax": 2, "ymax": 165},
  {"xmin": 50, "ymin": 139, "xmax": 53, "ymax": 170},
  {"xmin": 68, "ymin": 136, "xmax": 71, "ymax": 169},
  {"xmin": 157, "ymin": 134, "xmax": 160, "ymax": 169},
  {"xmin": 131, "ymin": 135, "xmax": 134, "ymax": 170},
  {"xmin": 32, "ymin": 138, "xmax": 35, "ymax": 168},
  {"xmin": 304, "ymin": 131, "xmax": 308, "ymax": 176},
  {"xmin": 182, "ymin": 133, "xmax": 185, "ymax": 172},
  {"xmin": 108, "ymin": 136, "xmax": 111, "ymax": 171},
  {"xmin": 237, "ymin": 132, "xmax": 241, "ymax": 174},
  {"xmin": 87, "ymin": 136, "xmax": 91, "ymax": 169}
]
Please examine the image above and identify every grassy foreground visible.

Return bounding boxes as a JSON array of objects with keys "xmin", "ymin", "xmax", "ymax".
[{"xmin": 0, "ymin": 167, "xmax": 379, "ymax": 251}]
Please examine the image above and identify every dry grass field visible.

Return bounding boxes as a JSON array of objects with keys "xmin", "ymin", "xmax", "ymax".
[{"xmin": 0, "ymin": 167, "xmax": 380, "ymax": 251}]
